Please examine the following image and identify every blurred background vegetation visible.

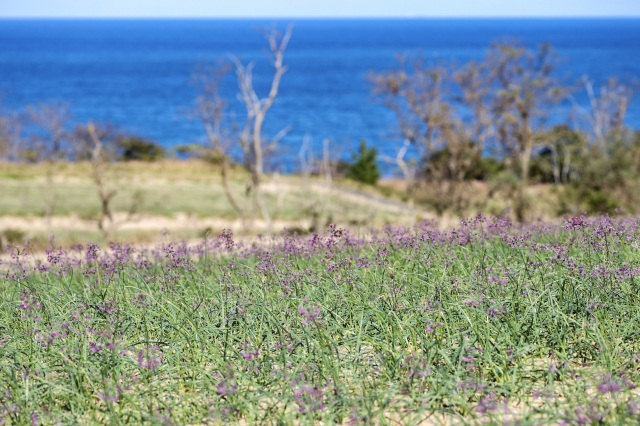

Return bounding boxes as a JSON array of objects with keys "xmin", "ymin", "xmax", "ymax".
[{"xmin": 0, "ymin": 39, "xmax": 638, "ymax": 249}]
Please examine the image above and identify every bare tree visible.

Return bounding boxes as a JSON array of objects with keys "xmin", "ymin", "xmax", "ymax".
[
  {"xmin": 583, "ymin": 77, "xmax": 636, "ymax": 146},
  {"xmin": 487, "ymin": 42, "xmax": 564, "ymax": 186},
  {"xmin": 480, "ymin": 42, "xmax": 565, "ymax": 220},
  {"xmin": 373, "ymin": 61, "xmax": 451, "ymax": 159},
  {"xmin": 193, "ymin": 62, "xmax": 247, "ymax": 223},
  {"xmin": 454, "ymin": 61, "xmax": 495, "ymax": 157},
  {"xmin": 0, "ymin": 107, "xmax": 22, "ymax": 162},
  {"xmin": 73, "ymin": 123, "xmax": 141, "ymax": 239},
  {"xmin": 196, "ymin": 26, "xmax": 292, "ymax": 232},
  {"xmin": 25, "ymin": 103, "xmax": 70, "ymax": 230},
  {"xmin": 372, "ymin": 60, "xmax": 482, "ymax": 215},
  {"xmin": 374, "ymin": 42, "xmax": 567, "ymax": 219},
  {"xmin": 298, "ymin": 136, "xmax": 334, "ymax": 232},
  {"xmin": 27, "ymin": 103, "xmax": 69, "ymax": 161}
]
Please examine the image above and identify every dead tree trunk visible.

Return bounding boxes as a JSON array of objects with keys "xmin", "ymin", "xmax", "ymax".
[{"xmin": 195, "ymin": 27, "xmax": 292, "ymax": 234}]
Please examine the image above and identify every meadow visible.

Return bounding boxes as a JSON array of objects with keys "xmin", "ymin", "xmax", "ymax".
[
  {"xmin": 0, "ymin": 160, "xmax": 422, "ymax": 248},
  {"xmin": 1, "ymin": 214, "xmax": 640, "ymax": 424}
]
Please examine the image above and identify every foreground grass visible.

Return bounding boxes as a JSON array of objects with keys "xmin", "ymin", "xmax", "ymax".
[{"xmin": 2, "ymin": 215, "xmax": 640, "ymax": 424}]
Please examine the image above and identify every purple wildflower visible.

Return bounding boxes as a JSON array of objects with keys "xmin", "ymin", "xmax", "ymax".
[
  {"xmin": 240, "ymin": 342, "xmax": 259, "ymax": 360},
  {"xmin": 597, "ymin": 374, "xmax": 622, "ymax": 394},
  {"xmin": 293, "ymin": 384, "xmax": 326, "ymax": 413},
  {"xmin": 137, "ymin": 346, "xmax": 162, "ymax": 370},
  {"xmin": 298, "ymin": 303, "xmax": 322, "ymax": 326},
  {"xmin": 217, "ymin": 380, "xmax": 238, "ymax": 396}
]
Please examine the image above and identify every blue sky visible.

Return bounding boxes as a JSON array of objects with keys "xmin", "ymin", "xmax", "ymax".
[{"xmin": 1, "ymin": 0, "xmax": 639, "ymax": 18}]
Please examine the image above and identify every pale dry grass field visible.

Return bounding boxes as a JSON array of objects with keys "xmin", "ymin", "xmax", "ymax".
[{"xmin": 0, "ymin": 160, "xmax": 434, "ymax": 248}]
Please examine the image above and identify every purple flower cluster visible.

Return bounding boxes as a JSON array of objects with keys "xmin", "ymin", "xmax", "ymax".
[
  {"xmin": 137, "ymin": 346, "xmax": 162, "ymax": 370},
  {"xmin": 298, "ymin": 303, "xmax": 322, "ymax": 326},
  {"xmin": 293, "ymin": 384, "xmax": 326, "ymax": 414}
]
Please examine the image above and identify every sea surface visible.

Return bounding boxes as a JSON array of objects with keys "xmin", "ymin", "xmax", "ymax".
[{"xmin": 0, "ymin": 19, "xmax": 639, "ymax": 173}]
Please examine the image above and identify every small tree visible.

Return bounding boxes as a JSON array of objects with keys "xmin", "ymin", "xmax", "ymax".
[
  {"xmin": 0, "ymin": 102, "xmax": 22, "ymax": 162},
  {"xmin": 583, "ymin": 77, "xmax": 636, "ymax": 146},
  {"xmin": 25, "ymin": 103, "xmax": 70, "ymax": 230},
  {"xmin": 372, "ymin": 61, "xmax": 483, "ymax": 215},
  {"xmin": 73, "ymin": 123, "xmax": 142, "ymax": 239},
  {"xmin": 487, "ymin": 42, "xmax": 565, "ymax": 187},
  {"xmin": 347, "ymin": 140, "xmax": 380, "ymax": 185}
]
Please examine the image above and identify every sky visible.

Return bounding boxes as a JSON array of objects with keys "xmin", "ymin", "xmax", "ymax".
[{"xmin": 1, "ymin": 0, "xmax": 639, "ymax": 18}]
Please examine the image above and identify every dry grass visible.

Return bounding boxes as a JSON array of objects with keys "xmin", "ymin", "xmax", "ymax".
[
  {"xmin": 0, "ymin": 160, "xmax": 567, "ymax": 249},
  {"xmin": 0, "ymin": 160, "xmax": 428, "ymax": 247}
]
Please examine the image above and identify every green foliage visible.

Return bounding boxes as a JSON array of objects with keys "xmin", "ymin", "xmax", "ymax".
[
  {"xmin": 424, "ymin": 144, "xmax": 503, "ymax": 182},
  {"xmin": 176, "ymin": 144, "xmax": 228, "ymax": 166},
  {"xmin": 529, "ymin": 149, "xmax": 555, "ymax": 184},
  {"xmin": 18, "ymin": 149, "xmax": 40, "ymax": 164},
  {"xmin": 530, "ymin": 126, "xmax": 587, "ymax": 184},
  {"xmin": 117, "ymin": 137, "xmax": 165, "ymax": 162},
  {"xmin": 0, "ymin": 229, "xmax": 25, "ymax": 252},
  {"xmin": 346, "ymin": 140, "xmax": 380, "ymax": 185},
  {"xmin": 469, "ymin": 156, "xmax": 505, "ymax": 181},
  {"xmin": 564, "ymin": 131, "xmax": 640, "ymax": 213},
  {"xmin": 583, "ymin": 188, "xmax": 619, "ymax": 214},
  {"xmin": 2, "ymin": 228, "xmax": 25, "ymax": 243}
]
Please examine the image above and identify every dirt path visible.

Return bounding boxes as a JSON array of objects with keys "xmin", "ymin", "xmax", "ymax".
[
  {"xmin": 0, "ymin": 213, "xmax": 314, "ymax": 234},
  {"xmin": 262, "ymin": 180, "xmax": 415, "ymax": 213}
]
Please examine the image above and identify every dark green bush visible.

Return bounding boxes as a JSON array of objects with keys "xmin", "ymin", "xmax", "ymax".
[
  {"xmin": 175, "ymin": 144, "xmax": 228, "ymax": 166},
  {"xmin": 470, "ymin": 156, "xmax": 505, "ymax": 181},
  {"xmin": 529, "ymin": 148, "xmax": 555, "ymax": 184},
  {"xmin": 2, "ymin": 229, "xmax": 25, "ymax": 244},
  {"xmin": 0, "ymin": 229, "xmax": 26, "ymax": 252},
  {"xmin": 346, "ymin": 140, "xmax": 380, "ymax": 185},
  {"xmin": 117, "ymin": 137, "xmax": 165, "ymax": 162},
  {"xmin": 583, "ymin": 189, "xmax": 619, "ymax": 214},
  {"xmin": 423, "ymin": 143, "xmax": 502, "ymax": 182}
]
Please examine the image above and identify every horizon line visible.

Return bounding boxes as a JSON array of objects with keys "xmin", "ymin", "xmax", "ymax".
[{"xmin": 1, "ymin": 15, "xmax": 640, "ymax": 20}]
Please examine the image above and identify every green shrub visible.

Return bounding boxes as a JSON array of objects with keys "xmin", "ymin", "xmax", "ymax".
[
  {"xmin": 117, "ymin": 137, "xmax": 165, "ymax": 162},
  {"xmin": 346, "ymin": 140, "xmax": 380, "ymax": 185},
  {"xmin": 2, "ymin": 229, "xmax": 25, "ymax": 244},
  {"xmin": 470, "ymin": 156, "xmax": 505, "ymax": 181},
  {"xmin": 424, "ymin": 143, "xmax": 502, "ymax": 182},
  {"xmin": 565, "ymin": 131, "xmax": 640, "ymax": 213},
  {"xmin": 583, "ymin": 189, "xmax": 619, "ymax": 214},
  {"xmin": 0, "ymin": 228, "xmax": 25, "ymax": 251},
  {"xmin": 176, "ymin": 144, "xmax": 228, "ymax": 166}
]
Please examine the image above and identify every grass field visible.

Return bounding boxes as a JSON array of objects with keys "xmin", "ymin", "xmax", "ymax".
[
  {"xmin": 0, "ymin": 160, "xmax": 424, "ymax": 247},
  {"xmin": 2, "ymin": 215, "xmax": 640, "ymax": 424}
]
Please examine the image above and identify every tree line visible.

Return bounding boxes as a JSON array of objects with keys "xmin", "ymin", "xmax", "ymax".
[
  {"xmin": 1, "ymin": 29, "xmax": 639, "ymax": 231},
  {"xmin": 372, "ymin": 42, "xmax": 639, "ymax": 219}
]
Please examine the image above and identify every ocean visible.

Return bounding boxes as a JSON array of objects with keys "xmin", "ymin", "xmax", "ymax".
[{"xmin": 0, "ymin": 18, "xmax": 639, "ymax": 172}]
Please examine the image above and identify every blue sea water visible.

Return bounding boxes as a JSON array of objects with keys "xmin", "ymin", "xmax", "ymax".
[{"xmin": 0, "ymin": 19, "xmax": 639, "ymax": 173}]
